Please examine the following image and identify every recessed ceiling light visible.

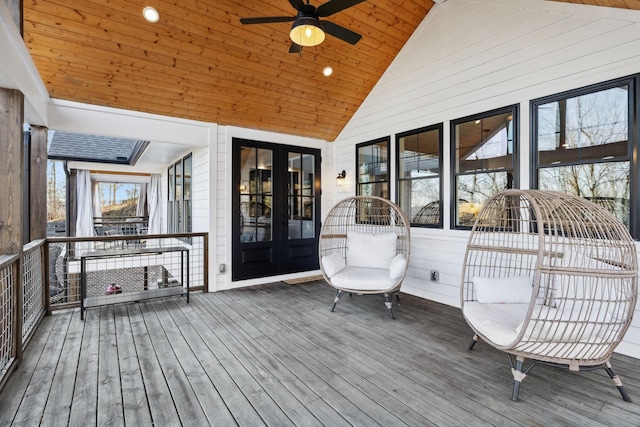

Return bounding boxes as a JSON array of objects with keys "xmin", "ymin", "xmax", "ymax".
[
  {"xmin": 322, "ymin": 66, "xmax": 333, "ymax": 77},
  {"xmin": 143, "ymin": 6, "xmax": 160, "ymax": 23}
]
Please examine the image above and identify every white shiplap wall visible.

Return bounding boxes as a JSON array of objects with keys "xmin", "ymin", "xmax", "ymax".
[{"xmin": 332, "ymin": 0, "xmax": 640, "ymax": 358}]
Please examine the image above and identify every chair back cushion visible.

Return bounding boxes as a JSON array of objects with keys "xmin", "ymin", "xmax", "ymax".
[
  {"xmin": 346, "ymin": 231, "xmax": 397, "ymax": 269},
  {"xmin": 473, "ymin": 275, "xmax": 532, "ymax": 304}
]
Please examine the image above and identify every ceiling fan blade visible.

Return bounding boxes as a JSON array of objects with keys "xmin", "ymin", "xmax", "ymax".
[
  {"xmin": 316, "ymin": 0, "xmax": 366, "ymax": 17},
  {"xmin": 321, "ymin": 21, "xmax": 362, "ymax": 45},
  {"xmin": 289, "ymin": 43, "xmax": 302, "ymax": 54},
  {"xmin": 240, "ymin": 16, "xmax": 295, "ymax": 25},
  {"xmin": 288, "ymin": 0, "xmax": 306, "ymax": 12}
]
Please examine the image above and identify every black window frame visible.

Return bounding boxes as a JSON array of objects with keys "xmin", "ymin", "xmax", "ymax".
[
  {"xmin": 395, "ymin": 123, "xmax": 444, "ymax": 228},
  {"xmin": 450, "ymin": 104, "xmax": 520, "ymax": 230},
  {"xmin": 167, "ymin": 153, "xmax": 193, "ymax": 234},
  {"xmin": 530, "ymin": 74, "xmax": 638, "ymax": 239},
  {"xmin": 356, "ymin": 136, "xmax": 391, "ymax": 199}
]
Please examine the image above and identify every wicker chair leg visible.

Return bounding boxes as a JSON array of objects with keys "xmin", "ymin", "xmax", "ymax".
[
  {"xmin": 468, "ymin": 334, "xmax": 479, "ymax": 350},
  {"xmin": 384, "ymin": 293, "xmax": 394, "ymax": 319},
  {"xmin": 511, "ymin": 356, "xmax": 526, "ymax": 401},
  {"xmin": 604, "ymin": 361, "xmax": 632, "ymax": 402},
  {"xmin": 332, "ymin": 290, "xmax": 345, "ymax": 312}
]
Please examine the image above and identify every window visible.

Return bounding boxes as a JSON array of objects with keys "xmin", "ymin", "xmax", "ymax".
[
  {"xmin": 168, "ymin": 154, "xmax": 192, "ymax": 233},
  {"xmin": 451, "ymin": 105, "xmax": 518, "ymax": 229},
  {"xmin": 532, "ymin": 77, "xmax": 633, "ymax": 234},
  {"xmin": 356, "ymin": 138, "xmax": 389, "ymax": 199},
  {"xmin": 396, "ymin": 124, "xmax": 443, "ymax": 227}
]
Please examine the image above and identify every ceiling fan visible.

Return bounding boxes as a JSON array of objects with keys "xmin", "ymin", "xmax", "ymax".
[{"xmin": 239, "ymin": 0, "xmax": 366, "ymax": 53}]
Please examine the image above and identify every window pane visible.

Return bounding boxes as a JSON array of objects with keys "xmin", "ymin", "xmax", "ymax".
[
  {"xmin": 175, "ymin": 160, "xmax": 183, "ymax": 201},
  {"xmin": 357, "ymin": 139, "xmax": 389, "ymax": 192},
  {"xmin": 184, "ymin": 155, "xmax": 192, "ymax": 201},
  {"xmin": 358, "ymin": 182, "xmax": 388, "ymax": 199},
  {"xmin": 456, "ymin": 172, "xmax": 509, "ymax": 227},
  {"xmin": 400, "ymin": 178, "xmax": 440, "ymax": 225},
  {"xmin": 539, "ymin": 162, "xmax": 630, "ymax": 227},
  {"xmin": 452, "ymin": 106, "xmax": 517, "ymax": 229},
  {"xmin": 456, "ymin": 113, "xmax": 514, "ymax": 174},
  {"xmin": 537, "ymin": 85, "xmax": 629, "ymax": 166},
  {"xmin": 398, "ymin": 127, "xmax": 441, "ymax": 225},
  {"xmin": 168, "ymin": 166, "xmax": 175, "ymax": 201}
]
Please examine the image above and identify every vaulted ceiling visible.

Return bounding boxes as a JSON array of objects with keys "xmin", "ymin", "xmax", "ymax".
[{"xmin": 22, "ymin": 0, "xmax": 640, "ymax": 142}]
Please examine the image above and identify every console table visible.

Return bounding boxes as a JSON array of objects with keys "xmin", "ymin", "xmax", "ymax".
[{"xmin": 80, "ymin": 246, "xmax": 189, "ymax": 319}]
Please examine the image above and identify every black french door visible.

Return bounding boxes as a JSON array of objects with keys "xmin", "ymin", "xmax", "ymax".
[{"xmin": 232, "ymin": 139, "xmax": 321, "ymax": 281}]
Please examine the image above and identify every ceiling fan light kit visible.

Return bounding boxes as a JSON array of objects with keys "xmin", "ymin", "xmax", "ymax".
[{"xmin": 290, "ymin": 17, "xmax": 325, "ymax": 47}]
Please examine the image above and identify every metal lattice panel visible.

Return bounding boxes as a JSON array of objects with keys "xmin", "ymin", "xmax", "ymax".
[
  {"xmin": 22, "ymin": 245, "xmax": 45, "ymax": 340},
  {"xmin": 0, "ymin": 262, "xmax": 15, "ymax": 380}
]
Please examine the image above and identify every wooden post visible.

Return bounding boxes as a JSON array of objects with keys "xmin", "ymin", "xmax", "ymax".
[
  {"xmin": 0, "ymin": 87, "xmax": 25, "ymax": 363},
  {"xmin": 29, "ymin": 126, "xmax": 48, "ymax": 241}
]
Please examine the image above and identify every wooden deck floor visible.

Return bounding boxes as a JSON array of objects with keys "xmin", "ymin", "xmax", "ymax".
[{"xmin": 1, "ymin": 281, "xmax": 639, "ymax": 426}]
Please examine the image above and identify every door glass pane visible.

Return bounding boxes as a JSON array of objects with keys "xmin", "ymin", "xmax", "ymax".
[
  {"xmin": 240, "ymin": 147, "xmax": 272, "ymax": 242},
  {"xmin": 287, "ymin": 152, "xmax": 315, "ymax": 239},
  {"xmin": 301, "ymin": 153, "xmax": 315, "ymax": 239}
]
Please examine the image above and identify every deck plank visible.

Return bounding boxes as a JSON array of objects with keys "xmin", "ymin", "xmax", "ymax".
[
  {"xmin": 1, "ymin": 281, "xmax": 639, "ymax": 427},
  {"xmin": 97, "ymin": 305, "xmax": 125, "ymax": 427},
  {"xmin": 68, "ymin": 306, "xmax": 100, "ymax": 426},
  {"xmin": 113, "ymin": 304, "xmax": 153, "ymax": 426},
  {"xmin": 41, "ymin": 309, "xmax": 84, "ymax": 426},
  {"xmin": 127, "ymin": 302, "xmax": 181, "ymax": 425}
]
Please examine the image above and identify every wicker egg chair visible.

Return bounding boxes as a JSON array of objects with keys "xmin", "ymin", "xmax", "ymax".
[
  {"xmin": 461, "ymin": 189, "xmax": 638, "ymax": 401},
  {"xmin": 319, "ymin": 196, "xmax": 411, "ymax": 318}
]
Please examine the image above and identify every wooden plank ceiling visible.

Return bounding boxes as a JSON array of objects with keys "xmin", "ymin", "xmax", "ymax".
[
  {"xmin": 23, "ymin": 0, "xmax": 434, "ymax": 141},
  {"xmin": 23, "ymin": 1, "xmax": 639, "ymax": 142}
]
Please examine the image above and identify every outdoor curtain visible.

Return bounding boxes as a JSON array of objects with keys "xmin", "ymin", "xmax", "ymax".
[
  {"xmin": 75, "ymin": 169, "xmax": 94, "ymax": 255},
  {"xmin": 148, "ymin": 174, "xmax": 163, "ymax": 235},
  {"xmin": 136, "ymin": 182, "xmax": 147, "ymax": 218}
]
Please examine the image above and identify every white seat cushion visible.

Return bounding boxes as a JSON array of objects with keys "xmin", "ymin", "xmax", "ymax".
[
  {"xmin": 331, "ymin": 266, "xmax": 397, "ymax": 292},
  {"xmin": 463, "ymin": 302, "xmax": 528, "ymax": 346}
]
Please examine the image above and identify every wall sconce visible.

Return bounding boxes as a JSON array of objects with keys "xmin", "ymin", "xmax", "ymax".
[{"xmin": 336, "ymin": 170, "xmax": 346, "ymax": 187}]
